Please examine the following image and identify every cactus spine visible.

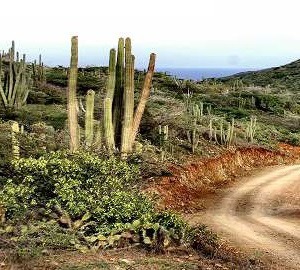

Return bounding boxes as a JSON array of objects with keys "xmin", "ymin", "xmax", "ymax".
[
  {"xmin": 85, "ymin": 89, "xmax": 95, "ymax": 147},
  {"xmin": 67, "ymin": 36, "xmax": 79, "ymax": 152}
]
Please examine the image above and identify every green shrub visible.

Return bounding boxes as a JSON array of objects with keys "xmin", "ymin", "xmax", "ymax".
[
  {"xmin": 0, "ymin": 152, "xmax": 155, "ymax": 232},
  {"xmin": 153, "ymin": 211, "xmax": 187, "ymax": 240}
]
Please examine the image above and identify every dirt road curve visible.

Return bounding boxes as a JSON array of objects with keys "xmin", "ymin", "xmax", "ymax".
[{"xmin": 201, "ymin": 165, "xmax": 300, "ymax": 269}]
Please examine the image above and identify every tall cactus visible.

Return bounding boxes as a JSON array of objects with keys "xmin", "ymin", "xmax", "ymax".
[
  {"xmin": 67, "ymin": 36, "xmax": 79, "ymax": 152},
  {"xmin": 112, "ymin": 38, "xmax": 124, "ymax": 146},
  {"xmin": 121, "ymin": 38, "xmax": 135, "ymax": 157},
  {"xmin": 85, "ymin": 89, "xmax": 95, "ymax": 147}
]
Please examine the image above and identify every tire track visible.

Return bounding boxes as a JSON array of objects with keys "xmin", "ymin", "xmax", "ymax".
[{"xmin": 206, "ymin": 165, "xmax": 300, "ymax": 269}]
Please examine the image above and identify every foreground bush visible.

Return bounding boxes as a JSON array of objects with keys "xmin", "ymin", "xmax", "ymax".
[
  {"xmin": 0, "ymin": 151, "xmax": 188, "ymax": 256},
  {"xmin": 0, "ymin": 151, "xmax": 148, "ymax": 222}
]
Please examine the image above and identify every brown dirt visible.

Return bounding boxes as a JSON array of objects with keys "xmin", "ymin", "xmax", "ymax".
[
  {"xmin": 144, "ymin": 144, "xmax": 300, "ymax": 269},
  {"xmin": 188, "ymin": 165, "xmax": 300, "ymax": 270},
  {"xmin": 145, "ymin": 144, "xmax": 300, "ymax": 212},
  {"xmin": 0, "ymin": 246, "xmax": 264, "ymax": 270}
]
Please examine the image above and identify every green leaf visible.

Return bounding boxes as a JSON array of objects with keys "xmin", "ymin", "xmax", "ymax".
[
  {"xmin": 143, "ymin": 237, "xmax": 152, "ymax": 245},
  {"xmin": 132, "ymin": 219, "xmax": 141, "ymax": 228},
  {"xmin": 5, "ymin": 225, "xmax": 14, "ymax": 233},
  {"xmin": 85, "ymin": 236, "xmax": 98, "ymax": 243},
  {"xmin": 97, "ymin": 234, "xmax": 107, "ymax": 241},
  {"xmin": 81, "ymin": 212, "xmax": 91, "ymax": 221}
]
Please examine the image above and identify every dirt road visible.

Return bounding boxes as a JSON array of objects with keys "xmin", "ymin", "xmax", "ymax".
[{"xmin": 190, "ymin": 165, "xmax": 300, "ymax": 269}]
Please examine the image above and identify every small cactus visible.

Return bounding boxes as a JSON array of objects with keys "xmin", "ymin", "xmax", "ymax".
[
  {"xmin": 11, "ymin": 121, "xmax": 20, "ymax": 159},
  {"xmin": 85, "ymin": 90, "xmax": 95, "ymax": 147}
]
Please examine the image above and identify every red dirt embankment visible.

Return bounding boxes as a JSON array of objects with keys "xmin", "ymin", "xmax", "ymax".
[{"xmin": 146, "ymin": 144, "xmax": 300, "ymax": 211}]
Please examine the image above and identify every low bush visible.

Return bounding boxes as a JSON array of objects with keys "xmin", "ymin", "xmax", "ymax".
[{"xmin": 0, "ymin": 151, "xmax": 191, "ymax": 258}]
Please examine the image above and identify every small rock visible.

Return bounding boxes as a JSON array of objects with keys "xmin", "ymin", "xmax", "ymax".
[
  {"xmin": 119, "ymin": 259, "xmax": 134, "ymax": 265},
  {"xmin": 42, "ymin": 249, "xmax": 50, "ymax": 255}
]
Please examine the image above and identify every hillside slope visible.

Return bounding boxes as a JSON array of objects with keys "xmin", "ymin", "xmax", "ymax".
[{"xmin": 221, "ymin": 59, "xmax": 300, "ymax": 92}]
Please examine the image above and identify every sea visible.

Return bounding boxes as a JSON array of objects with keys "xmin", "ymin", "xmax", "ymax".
[{"xmin": 156, "ymin": 67, "xmax": 256, "ymax": 81}]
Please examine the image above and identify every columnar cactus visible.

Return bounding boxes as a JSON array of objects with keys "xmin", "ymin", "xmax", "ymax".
[
  {"xmin": 226, "ymin": 118, "xmax": 235, "ymax": 148},
  {"xmin": 112, "ymin": 38, "xmax": 124, "ymax": 145},
  {"xmin": 67, "ymin": 36, "xmax": 79, "ymax": 152},
  {"xmin": 121, "ymin": 39, "xmax": 135, "ymax": 157},
  {"xmin": 158, "ymin": 125, "xmax": 169, "ymax": 161},
  {"xmin": 85, "ymin": 89, "xmax": 95, "ymax": 147}
]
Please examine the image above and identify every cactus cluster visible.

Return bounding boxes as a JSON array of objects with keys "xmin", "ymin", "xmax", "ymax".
[
  {"xmin": 210, "ymin": 118, "xmax": 235, "ymax": 148},
  {"xmin": 0, "ymin": 41, "xmax": 32, "ymax": 109},
  {"xmin": 32, "ymin": 54, "xmax": 46, "ymax": 83},
  {"xmin": 66, "ymin": 36, "xmax": 156, "ymax": 156},
  {"xmin": 103, "ymin": 37, "xmax": 156, "ymax": 158},
  {"xmin": 245, "ymin": 116, "xmax": 257, "ymax": 143}
]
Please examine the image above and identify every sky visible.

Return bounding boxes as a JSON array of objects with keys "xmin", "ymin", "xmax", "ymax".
[{"xmin": 1, "ymin": 0, "xmax": 300, "ymax": 69}]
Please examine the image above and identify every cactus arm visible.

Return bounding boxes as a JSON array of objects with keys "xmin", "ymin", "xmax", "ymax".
[
  {"xmin": 130, "ymin": 53, "xmax": 156, "ymax": 146},
  {"xmin": 103, "ymin": 49, "xmax": 116, "ymax": 152},
  {"xmin": 7, "ymin": 49, "xmax": 14, "ymax": 104},
  {"xmin": 0, "ymin": 54, "xmax": 8, "ymax": 107}
]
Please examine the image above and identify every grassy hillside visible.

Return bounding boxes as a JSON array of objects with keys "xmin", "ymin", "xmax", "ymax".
[{"xmin": 220, "ymin": 59, "xmax": 300, "ymax": 92}]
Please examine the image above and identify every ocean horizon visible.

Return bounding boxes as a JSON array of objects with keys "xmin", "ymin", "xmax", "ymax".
[{"xmin": 156, "ymin": 67, "xmax": 257, "ymax": 81}]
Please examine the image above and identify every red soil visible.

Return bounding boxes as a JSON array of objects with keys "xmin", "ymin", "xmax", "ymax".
[{"xmin": 145, "ymin": 144, "xmax": 300, "ymax": 211}]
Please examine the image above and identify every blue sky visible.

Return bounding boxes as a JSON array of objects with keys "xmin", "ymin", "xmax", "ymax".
[{"xmin": 1, "ymin": 0, "xmax": 300, "ymax": 69}]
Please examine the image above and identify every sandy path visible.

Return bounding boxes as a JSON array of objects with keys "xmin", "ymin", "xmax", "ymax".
[{"xmin": 190, "ymin": 165, "xmax": 300, "ymax": 269}]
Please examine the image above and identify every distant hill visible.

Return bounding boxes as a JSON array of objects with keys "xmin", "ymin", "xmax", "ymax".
[{"xmin": 220, "ymin": 59, "xmax": 300, "ymax": 92}]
